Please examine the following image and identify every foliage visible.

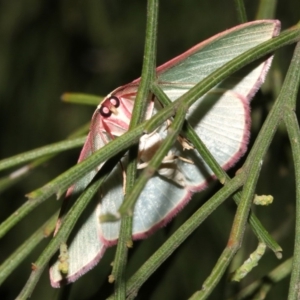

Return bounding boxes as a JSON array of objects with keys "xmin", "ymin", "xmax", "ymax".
[{"xmin": 0, "ymin": 1, "xmax": 300, "ymax": 299}]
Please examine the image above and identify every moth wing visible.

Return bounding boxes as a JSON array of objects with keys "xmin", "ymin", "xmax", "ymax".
[
  {"xmin": 154, "ymin": 20, "xmax": 280, "ymax": 190},
  {"xmin": 52, "ymin": 20, "xmax": 281, "ymax": 281},
  {"xmin": 100, "ymin": 20, "xmax": 280, "ymax": 241},
  {"xmin": 156, "ymin": 20, "xmax": 280, "ymax": 86},
  {"xmin": 50, "ymin": 204, "xmax": 107, "ymax": 287},
  {"xmin": 50, "ymin": 112, "xmax": 109, "ymax": 287}
]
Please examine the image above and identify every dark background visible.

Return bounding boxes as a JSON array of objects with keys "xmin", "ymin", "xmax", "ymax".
[{"xmin": 0, "ymin": 1, "xmax": 299, "ymax": 299}]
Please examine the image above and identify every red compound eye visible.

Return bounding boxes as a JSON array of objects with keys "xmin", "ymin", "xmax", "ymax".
[
  {"xmin": 98, "ymin": 96, "xmax": 120, "ymax": 117},
  {"xmin": 109, "ymin": 96, "xmax": 120, "ymax": 108},
  {"xmin": 99, "ymin": 106, "xmax": 111, "ymax": 117}
]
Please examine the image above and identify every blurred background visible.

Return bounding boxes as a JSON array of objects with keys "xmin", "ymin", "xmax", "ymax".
[{"xmin": 0, "ymin": 0, "xmax": 299, "ymax": 299}]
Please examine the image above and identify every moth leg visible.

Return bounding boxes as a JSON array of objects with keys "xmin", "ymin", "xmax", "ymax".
[
  {"xmin": 138, "ymin": 130, "xmax": 196, "ymax": 186},
  {"xmin": 158, "ymin": 162, "xmax": 186, "ymax": 187},
  {"xmin": 157, "ymin": 152, "xmax": 194, "ymax": 187},
  {"xmin": 165, "ymin": 119, "xmax": 194, "ymax": 151},
  {"xmin": 162, "ymin": 154, "xmax": 194, "ymax": 165},
  {"xmin": 177, "ymin": 135, "xmax": 194, "ymax": 151},
  {"xmin": 137, "ymin": 154, "xmax": 187, "ymax": 187}
]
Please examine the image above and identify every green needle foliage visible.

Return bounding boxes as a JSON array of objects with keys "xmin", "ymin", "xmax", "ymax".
[{"xmin": 0, "ymin": 1, "xmax": 300, "ymax": 300}]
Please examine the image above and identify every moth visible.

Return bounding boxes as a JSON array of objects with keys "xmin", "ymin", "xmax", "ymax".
[{"xmin": 50, "ymin": 20, "xmax": 281, "ymax": 287}]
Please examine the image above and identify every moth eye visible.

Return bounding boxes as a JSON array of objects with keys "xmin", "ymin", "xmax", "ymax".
[
  {"xmin": 99, "ymin": 106, "xmax": 111, "ymax": 117},
  {"xmin": 109, "ymin": 96, "xmax": 120, "ymax": 108},
  {"xmin": 99, "ymin": 95, "xmax": 120, "ymax": 117}
]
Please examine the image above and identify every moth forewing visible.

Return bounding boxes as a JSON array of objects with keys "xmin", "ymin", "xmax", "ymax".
[{"xmin": 50, "ymin": 20, "xmax": 280, "ymax": 287}]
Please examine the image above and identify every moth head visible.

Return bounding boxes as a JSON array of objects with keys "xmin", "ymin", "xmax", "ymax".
[{"xmin": 98, "ymin": 95, "xmax": 120, "ymax": 117}]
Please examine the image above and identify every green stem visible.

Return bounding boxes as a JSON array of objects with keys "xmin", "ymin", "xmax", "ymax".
[
  {"xmin": 119, "ymin": 105, "xmax": 187, "ymax": 215},
  {"xmin": 0, "ymin": 137, "xmax": 85, "ymax": 172},
  {"xmin": 189, "ymin": 164, "xmax": 261, "ymax": 299},
  {"xmin": 108, "ymin": 176, "xmax": 243, "ymax": 300},
  {"xmin": 0, "ymin": 212, "xmax": 58, "ymax": 286},
  {"xmin": 188, "ymin": 39, "xmax": 300, "ymax": 300},
  {"xmin": 228, "ymin": 257, "xmax": 292, "ymax": 299},
  {"xmin": 256, "ymin": 0, "xmax": 277, "ymax": 20},
  {"xmin": 61, "ymin": 93, "xmax": 103, "ymax": 106},
  {"xmin": 152, "ymin": 81, "xmax": 281, "ymax": 255},
  {"xmin": 282, "ymin": 42, "xmax": 300, "ymax": 300},
  {"xmin": 112, "ymin": 0, "xmax": 159, "ymax": 298},
  {"xmin": 16, "ymin": 172, "xmax": 108, "ymax": 299},
  {"xmin": 234, "ymin": 0, "xmax": 248, "ymax": 23}
]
